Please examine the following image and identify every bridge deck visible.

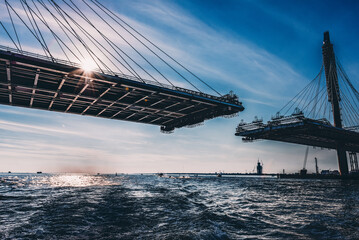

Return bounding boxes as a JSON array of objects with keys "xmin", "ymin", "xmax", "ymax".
[
  {"xmin": 235, "ymin": 116, "xmax": 359, "ymax": 152},
  {"xmin": 0, "ymin": 47, "xmax": 244, "ymax": 132}
]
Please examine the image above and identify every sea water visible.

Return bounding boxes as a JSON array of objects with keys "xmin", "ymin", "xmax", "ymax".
[{"xmin": 1, "ymin": 173, "xmax": 358, "ymax": 239}]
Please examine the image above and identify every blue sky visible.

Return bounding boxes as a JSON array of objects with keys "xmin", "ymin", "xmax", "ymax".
[{"xmin": 0, "ymin": 0, "xmax": 358, "ymax": 173}]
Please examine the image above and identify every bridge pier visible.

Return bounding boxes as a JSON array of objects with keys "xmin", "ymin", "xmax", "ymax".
[
  {"xmin": 336, "ymin": 144, "xmax": 349, "ymax": 175},
  {"xmin": 349, "ymin": 152, "xmax": 359, "ymax": 173}
]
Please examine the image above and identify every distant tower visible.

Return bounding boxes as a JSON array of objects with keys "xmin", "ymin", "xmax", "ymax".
[
  {"xmin": 322, "ymin": 31, "xmax": 349, "ymax": 175},
  {"xmin": 257, "ymin": 160, "xmax": 263, "ymax": 175},
  {"xmin": 315, "ymin": 157, "xmax": 319, "ymax": 175}
]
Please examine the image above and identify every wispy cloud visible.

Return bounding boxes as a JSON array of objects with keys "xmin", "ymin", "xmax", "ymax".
[
  {"xmin": 125, "ymin": 0, "xmax": 308, "ymax": 102},
  {"xmin": 0, "ymin": 114, "xmax": 149, "ymax": 141}
]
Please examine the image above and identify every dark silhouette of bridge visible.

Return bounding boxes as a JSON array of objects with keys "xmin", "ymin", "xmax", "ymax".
[
  {"xmin": 0, "ymin": 0, "xmax": 243, "ymax": 133},
  {"xmin": 236, "ymin": 32, "xmax": 359, "ymax": 176}
]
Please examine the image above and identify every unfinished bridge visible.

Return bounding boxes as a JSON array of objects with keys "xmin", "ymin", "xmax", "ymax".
[
  {"xmin": 0, "ymin": 0, "xmax": 244, "ymax": 133},
  {"xmin": 236, "ymin": 32, "xmax": 359, "ymax": 176}
]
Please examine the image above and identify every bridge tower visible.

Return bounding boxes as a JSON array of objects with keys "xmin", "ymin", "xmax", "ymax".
[{"xmin": 322, "ymin": 31, "xmax": 349, "ymax": 175}]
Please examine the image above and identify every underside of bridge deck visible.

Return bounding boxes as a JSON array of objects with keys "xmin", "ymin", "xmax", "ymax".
[
  {"xmin": 236, "ymin": 118, "xmax": 359, "ymax": 152},
  {"xmin": 0, "ymin": 49, "xmax": 244, "ymax": 133}
]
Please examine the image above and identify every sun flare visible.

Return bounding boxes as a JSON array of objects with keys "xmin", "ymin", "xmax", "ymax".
[{"xmin": 81, "ymin": 59, "xmax": 97, "ymax": 72}]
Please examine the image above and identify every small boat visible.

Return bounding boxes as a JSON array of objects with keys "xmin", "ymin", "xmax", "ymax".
[
  {"xmin": 37, "ymin": 171, "xmax": 42, "ymax": 174},
  {"xmin": 179, "ymin": 175, "xmax": 190, "ymax": 179},
  {"xmin": 8, "ymin": 171, "xmax": 11, "ymax": 173}
]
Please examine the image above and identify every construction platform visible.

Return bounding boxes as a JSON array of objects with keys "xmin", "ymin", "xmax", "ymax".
[
  {"xmin": 235, "ymin": 114, "xmax": 359, "ymax": 152},
  {"xmin": 0, "ymin": 46, "xmax": 244, "ymax": 133}
]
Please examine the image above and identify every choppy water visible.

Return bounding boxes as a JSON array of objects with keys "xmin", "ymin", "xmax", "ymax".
[{"xmin": 0, "ymin": 173, "xmax": 359, "ymax": 239}]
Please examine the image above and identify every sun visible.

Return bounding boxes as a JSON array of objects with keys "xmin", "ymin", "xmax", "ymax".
[{"xmin": 81, "ymin": 59, "xmax": 97, "ymax": 73}]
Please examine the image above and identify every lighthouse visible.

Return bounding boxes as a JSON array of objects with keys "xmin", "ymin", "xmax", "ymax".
[{"xmin": 257, "ymin": 160, "xmax": 263, "ymax": 175}]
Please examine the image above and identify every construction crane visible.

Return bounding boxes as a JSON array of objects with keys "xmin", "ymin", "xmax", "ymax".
[{"xmin": 300, "ymin": 146, "xmax": 309, "ymax": 175}]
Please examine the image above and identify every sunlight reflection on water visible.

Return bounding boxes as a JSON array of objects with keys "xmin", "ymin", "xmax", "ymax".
[
  {"xmin": 0, "ymin": 173, "xmax": 120, "ymax": 188},
  {"xmin": 41, "ymin": 174, "xmax": 119, "ymax": 187}
]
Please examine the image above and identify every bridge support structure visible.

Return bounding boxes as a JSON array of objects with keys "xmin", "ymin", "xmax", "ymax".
[
  {"xmin": 322, "ymin": 31, "xmax": 349, "ymax": 175},
  {"xmin": 349, "ymin": 152, "xmax": 358, "ymax": 173},
  {"xmin": 236, "ymin": 31, "xmax": 359, "ymax": 176}
]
